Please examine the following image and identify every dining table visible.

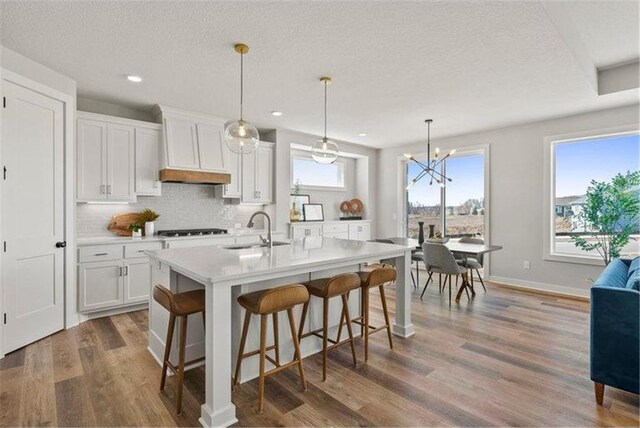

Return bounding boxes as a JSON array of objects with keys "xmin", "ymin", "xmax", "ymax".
[{"xmin": 382, "ymin": 237, "xmax": 503, "ymax": 303}]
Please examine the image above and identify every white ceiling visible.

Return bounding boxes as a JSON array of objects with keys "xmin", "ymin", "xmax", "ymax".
[{"xmin": 1, "ymin": 1, "xmax": 638, "ymax": 149}]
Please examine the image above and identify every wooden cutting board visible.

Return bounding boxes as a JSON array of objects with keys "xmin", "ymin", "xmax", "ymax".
[{"xmin": 107, "ymin": 212, "xmax": 140, "ymax": 237}]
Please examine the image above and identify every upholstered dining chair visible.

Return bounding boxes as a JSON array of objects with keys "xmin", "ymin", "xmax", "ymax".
[
  {"xmin": 456, "ymin": 236, "xmax": 486, "ymax": 291},
  {"xmin": 421, "ymin": 242, "xmax": 468, "ymax": 306}
]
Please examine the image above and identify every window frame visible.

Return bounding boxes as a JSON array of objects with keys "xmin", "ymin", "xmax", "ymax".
[
  {"xmin": 290, "ymin": 153, "xmax": 347, "ymax": 192},
  {"xmin": 402, "ymin": 144, "xmax": 490, "ymax": 241},
  {"xmin": 543, "ymin": 125, "xmax": 639, "ymax": 266}
]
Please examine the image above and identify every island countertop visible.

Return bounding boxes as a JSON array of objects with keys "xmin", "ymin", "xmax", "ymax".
[{"xmin": 145, "ymin": 237, "xmax": 411, "ymax": 285}]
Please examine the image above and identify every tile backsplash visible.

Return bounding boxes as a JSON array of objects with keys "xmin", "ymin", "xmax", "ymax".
[{"xmin": 76, "ymin": 183, "xmax": 264, "ymax": 238}]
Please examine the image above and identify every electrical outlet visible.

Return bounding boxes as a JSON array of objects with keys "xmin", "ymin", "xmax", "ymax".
[{"xmin": 523, "ymin": 260, "xmax": 531, "ymax": 270}]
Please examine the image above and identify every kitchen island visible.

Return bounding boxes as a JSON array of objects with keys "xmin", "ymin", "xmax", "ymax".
[{"xmin": 145, "ymin": 237, "xmax": 413, "ymax": 427}]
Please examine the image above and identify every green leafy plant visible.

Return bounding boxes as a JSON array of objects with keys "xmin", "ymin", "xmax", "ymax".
[
  {"xmin": 293, "ymin": 179, "xmax": 302, "ymax": 196},
  {"xmin": 128, "ymin": 223, "xmax": 142, "ymax": 232},
  {"xmin": 138, "ymin": 208, "xmax": 160, "ymax": 223},
  {"xmin": 571, "ymin": 171, "xmax": 640, "ymax": 265}
]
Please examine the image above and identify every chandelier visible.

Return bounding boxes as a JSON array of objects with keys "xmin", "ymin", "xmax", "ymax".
[{"xmin": 405, "ymin": 119, "xmax": 455, "ymax": 189}]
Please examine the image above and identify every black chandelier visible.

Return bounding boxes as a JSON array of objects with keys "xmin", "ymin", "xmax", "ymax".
[{"xmin": 405, "ymin": 119, "xmax": 455, "ymax": 189}]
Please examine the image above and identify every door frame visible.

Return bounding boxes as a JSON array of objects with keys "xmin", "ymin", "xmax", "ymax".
[{"xmin": 0, "ymin": 69, "xmax": 76, "ymax": 358}]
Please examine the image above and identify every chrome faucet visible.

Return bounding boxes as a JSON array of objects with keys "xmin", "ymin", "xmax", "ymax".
[{"xmin": 247, "ymin": 210, "xmax": 272, "ymax": 248}]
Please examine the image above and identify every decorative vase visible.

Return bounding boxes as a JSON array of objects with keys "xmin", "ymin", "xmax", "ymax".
[
  {"xmin": 145, "ymin": 221, "xmax": 155, "ymax": 236},
  {"xmin": 428, "ymin": 224, "xmax": 435, "ymax": 239},
  {"xmin": 418, "ymin": 221, "xmax": 425, "ymax": 245},
  {"xmin": 290, "ymin": 202, "xmax": 301, "ymax": 222}
]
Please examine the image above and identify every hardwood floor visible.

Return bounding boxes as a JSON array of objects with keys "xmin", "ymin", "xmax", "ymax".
[{"xmin": 1, "ymin": 281, "xmax": 638, "ymax": 427}]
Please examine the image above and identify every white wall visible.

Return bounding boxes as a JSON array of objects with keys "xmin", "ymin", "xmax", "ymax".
[
  {"xmin": 271, "ymin": 129, "xmax": 378, "ymax": 236},
  {"xmin": 77, "ymin": 96, "xmax": 154, "ymax": 122},
  {"xmin": 377, "ymin": 103, "xmax": 639, "ymax": 297}
]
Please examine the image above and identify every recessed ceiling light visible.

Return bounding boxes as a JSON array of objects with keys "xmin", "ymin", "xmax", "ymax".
[
  {"xmin": 271, "ymin": 111, "xmax": 283, "ymax": 117},
  {"xmin": 358, "ymin": 133, "xmax": 367, "ymax": 137},
  {"xmin": 126, "ymin": 75, "xmax": 143, "ymax": 83}
]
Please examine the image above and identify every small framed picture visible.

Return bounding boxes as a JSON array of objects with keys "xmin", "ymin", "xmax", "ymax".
[
  {"xmin": 303, "ymin": 203, "xmax": 324, "ymax": 222},
  {"xmin": 290, "ymin": 194, "xmax": 310, "ymax": 220}
]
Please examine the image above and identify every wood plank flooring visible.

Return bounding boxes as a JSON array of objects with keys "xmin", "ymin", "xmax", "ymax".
[{"xmin": 1, "ymin": 281, "xmax": 638, "ymax": 427}]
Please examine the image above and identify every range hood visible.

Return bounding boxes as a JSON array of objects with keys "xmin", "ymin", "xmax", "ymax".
[{"xmin": 159, "ymin": 169, "xmax": 231, "ymax": 185}]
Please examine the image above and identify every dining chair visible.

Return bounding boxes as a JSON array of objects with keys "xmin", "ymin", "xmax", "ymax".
[
  {"xmin": 456, "ymin": 237, "xmax": 486, "ymax": 291},
  {"xmin": 421, "ymin": 242, "xmax": 468, "ymax": 306},
  {"xmin": 369, "ymin": 239, "xmax": 419, "ymax": 289}
]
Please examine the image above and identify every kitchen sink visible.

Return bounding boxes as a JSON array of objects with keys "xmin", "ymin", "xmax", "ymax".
[{"xmin": 223, "ymin": 241, "xmax": 290, "ymax": 250}]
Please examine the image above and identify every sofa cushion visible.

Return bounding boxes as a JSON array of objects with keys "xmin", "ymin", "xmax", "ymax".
[
  {"xmin": 627, "ymin": 269, "xmax": 640, "ymax": 291},
  {"xmin": 629, "ymin": 257, "xmax": 640, "ymax": 278},
  {"xmin": 593, "ymin": 258, "xmax": 630, "ymax": 289}
]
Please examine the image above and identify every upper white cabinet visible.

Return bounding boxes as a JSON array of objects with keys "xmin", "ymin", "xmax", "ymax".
[
  {"xmin": 241, "ymin": 142, "xmax": 274, "ymax": 204},
  {"xmin": 77, "ymin": 111, "xmax": 162, "ymax": 201},
  {"xmin": 135, "ymin": 127, "xmax": 162, "ymax": 196},
  {"xmin": 153, "ymin": 105, "xmax": 228, "ymax": 173}
]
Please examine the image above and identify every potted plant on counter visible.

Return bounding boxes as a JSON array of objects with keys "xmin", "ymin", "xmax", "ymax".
[
  {"xmin": 129, "ymin": 223, "xmax": 143, "ymax": 238},
  {"xmin": 139, "ymin": 208, "xmax": 160, "ymax": 236}
]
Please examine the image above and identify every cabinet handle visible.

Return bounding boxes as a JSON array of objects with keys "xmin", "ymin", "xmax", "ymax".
[
  {"xmin": 107, "ymin": 184, "xmax": 112, "ymax": 195},
  {"xmin": 119, "ymin": 266, "xmax": 123, "ymax": 276},
  {"xmin": 94, "ymin": 252, "xmax": 108, "ymax": 256},
  {"xmin": 124, "ymin": 266, "xmax": 129, "ymax": 276},
  {"xmin": 137, "ymin": 250, "xmax": 146, "ymax": 253},
  {"xmin": 100, "ymin": 185, "xmax": 106, "ymax": 194}
]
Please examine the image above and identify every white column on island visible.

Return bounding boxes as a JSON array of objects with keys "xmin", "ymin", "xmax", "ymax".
[
  {"xmin": 199, "ymin": 281, "xmax": 237, "ymax": 428},
  {"xmin": 392, "ymin": 249, "xmax": 415, "ymax": 338}
]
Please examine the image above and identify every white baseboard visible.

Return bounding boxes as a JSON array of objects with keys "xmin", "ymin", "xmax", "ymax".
[
  {"xmin": 488, "ymin": 275, "xmax": 590, "ymax": 300},
  {"xmin": 81, "ymin": 302, "xmax": 148, "ymax": 322}
]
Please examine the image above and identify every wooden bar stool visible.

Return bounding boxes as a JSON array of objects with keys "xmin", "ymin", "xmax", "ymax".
[
  {"xmin": 233, "ymin": 284, "xmax": 309, "ymax": 413},
  {"xmin": 298, "ymin": 273, "xmax": 361, "ymax": 381},
  {"xmin": 346, "ymin": 265, "xmax": 397, "ymax": 362},
  {"xmin": 153, "ymin": 285, "xmax": 206, "ymax": 415}
]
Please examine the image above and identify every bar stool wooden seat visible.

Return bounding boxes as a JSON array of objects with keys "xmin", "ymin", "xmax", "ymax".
[
  {"xmin": 350, "ymin": 265, "xmax": 397, "ymax": 361},
  {"xmin": 153, "ymin": 285, "xmax": 206, "ymax": 415},
  {"xmin": 233, "ymin": 284, "xmax": 309, "ymax": 413},
  {"xmin": 298, "ymin": 273, "xmax": 361, "ymax": 381}
]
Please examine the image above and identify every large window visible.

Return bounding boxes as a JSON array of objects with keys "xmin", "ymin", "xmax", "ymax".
[
  {"xmin": 552, "ymin": 131, "xmax": 639, "ymax": 259},
  {"xmin": 291, "ymin": 156, "xmax": 345, "ymax": 189},
  {"xmin": 406, "ymin": 151, "xmax": 485, "ymax": 239}
]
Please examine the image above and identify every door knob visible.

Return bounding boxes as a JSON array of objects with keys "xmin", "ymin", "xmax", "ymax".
[{"xmin": 55, "ymin": 241, "xmax": 66, "ymax": 248}]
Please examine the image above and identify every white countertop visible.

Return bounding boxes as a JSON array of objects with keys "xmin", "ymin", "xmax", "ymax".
[
  {"xmin": 76, "ymin": 229, "xmax": 280, "ymax": 246},
  {"xmin": 288, "ymin": 219, "xmax": 371, "ymax": 225},
  {"xmin": 145, "ymin": 237, "xmax": 410, "ymax": 285}
]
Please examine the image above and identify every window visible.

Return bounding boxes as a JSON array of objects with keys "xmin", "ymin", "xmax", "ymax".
[
  {"xmin": 291, "ymin": 156, "xmax": 345, "ymax": 189},
  {"xmin": 551, "ymin": 131, "xmax": 640, "ymax": 259},
  {"xmin": 406, "ymin": 150, "xmax": 485, "ymax": 239}
]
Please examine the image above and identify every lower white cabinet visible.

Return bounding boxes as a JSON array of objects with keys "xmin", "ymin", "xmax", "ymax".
[
  {"xmin": 290, "ymin": 220, "xmax": 371, "ymax": 241},
  {"xmin": 78, "ymin": 260, "xmax": 123, "ymax": 312},
  {"xmin": 78, "ymin": 241, "xmax": 162, "ymax": 313}
]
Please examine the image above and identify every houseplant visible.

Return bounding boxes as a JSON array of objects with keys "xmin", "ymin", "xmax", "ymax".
[
  {"xmin": 129, "ymin": 223, "xmax": 143, "ymax": 238},
  {"xmin": 290, "ymin": 179, "xmax": 302, "ymax": 222},
  {"xmin": 571, "ymin": 171, "xmax": 640, "ymax": 265},
  {"xmin": 138, "ymin": 208, "xmax": 160, "ymax": 236}
]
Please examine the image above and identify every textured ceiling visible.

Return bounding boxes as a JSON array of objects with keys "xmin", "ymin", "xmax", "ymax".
[{"xmin": 1, "ymin": 0, "xmax": 638, "ymax": 148}]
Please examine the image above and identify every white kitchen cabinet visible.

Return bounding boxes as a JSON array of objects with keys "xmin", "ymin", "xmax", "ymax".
[
  {"xmin": 348, "ymin": 222, "xmax": 371, "ymax": 241},
  {"xmin": 241, "ymin": 142, "xmax": 274, "ymax": 204},
  {"xmin": 323, "ymin": 223, "xmax": 349, "ymax": 239},
  {"xmin": 164, "ymin": 116, "xmax": 200, "ymax": 169},
  {"xmin": 197, "ymin": 122, "xmax": 226, "ymax": 172},
  {"xmin": 291, "ymin": 224, "xmax": 323, "ymax": 239},
  {"xmin": 78, "ymin": 260, "xmax": 123, "ymax": 312},
  {"xmin": 107, "ymin": 124, "xmax": 135, "ymax": 202},
  {"xmin": 221, "ymin": 147, "xmax": 242, "ymax": 198},
  {"xmin": 124, "ymin": 258, "xmax": 152, "ymax": 304},
  {"xmin": 77, "ymin": 119, "xmax": 107, "ymax": 201},
  {"xmin": 135, "ymin": 127, "xmax": 162, "ymax": 196},
  {"xmin": 77, "ymin": 112, "xmax": 162, "ymax": 202},
  {"xmin": 77, "ymin": 241, "xmax": 162, "ymax": 314}
]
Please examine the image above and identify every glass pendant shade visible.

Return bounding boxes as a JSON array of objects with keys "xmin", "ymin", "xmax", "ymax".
[
  {"xmin": 311, "ymin": 137, "xmax": 339, "ymax": 164},
  {"xmin": 224, "ymin": 119, "xmax": 259, "ymax": 154}
]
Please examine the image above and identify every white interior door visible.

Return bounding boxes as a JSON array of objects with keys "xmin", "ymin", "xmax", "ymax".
[{"xmin": 2, "ymin": 81, "xmax": 65, "ymax": 353}]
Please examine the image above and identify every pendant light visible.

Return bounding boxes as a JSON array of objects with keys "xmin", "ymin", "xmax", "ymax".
[
  {"xmin": 311, "ymin": 76, "xmax": 339, "ymax": 164},
  {"xmin": 405, "ymin": 119, "xmax": 455, "ymax": 189},
  {"xmin": 224, "ymin": 43, "xmax": 259, "ymax": 155}
]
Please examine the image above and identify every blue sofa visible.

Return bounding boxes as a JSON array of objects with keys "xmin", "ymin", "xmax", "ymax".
[{"xmin": 590, "ymin": 257, "xmax": 639, "ymax": 404}]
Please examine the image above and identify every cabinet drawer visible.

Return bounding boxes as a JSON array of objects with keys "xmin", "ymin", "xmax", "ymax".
[
  {"xmin": 124, "ymin": 241, "xmax": 163, "ymax": 259},
  {"xmin": 78, "ymin": 245, "xmax": 123, "ymax": 263},
  {"xmin": 323, "ymin": 224, "xmax": 348, "ymax": 234}
]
